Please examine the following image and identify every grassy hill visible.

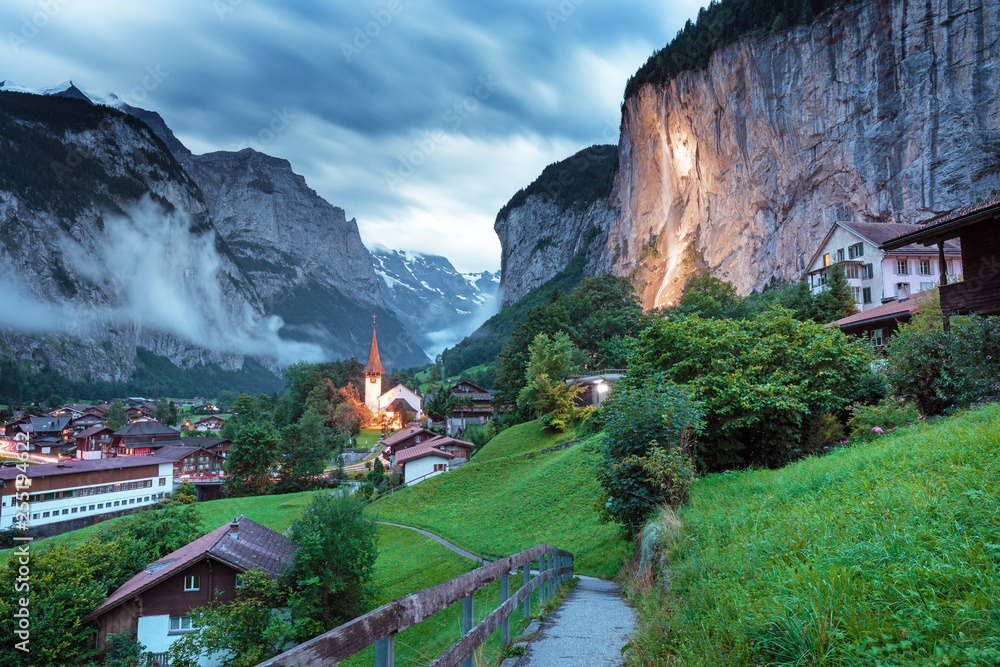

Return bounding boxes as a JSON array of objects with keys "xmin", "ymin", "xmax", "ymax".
[
  {"xmin": 629, "ymin": 403, "xmax": 1000, "ymax": 666},
  {"xmin": 367, "ymin": 420, "xmax": 629, "ymax": 578}
]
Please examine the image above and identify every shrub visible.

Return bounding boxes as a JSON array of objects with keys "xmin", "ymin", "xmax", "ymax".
[
  {"xmin": 802, "ymin": 412, "xmax": 846, "ymax": 453},
  {"xmin": 847, "ymin": 397, "xmax": 921, "ymax": 441}
]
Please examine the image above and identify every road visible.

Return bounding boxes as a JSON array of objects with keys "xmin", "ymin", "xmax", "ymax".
[{"xmin": 0, "ymin": 438, "xmax": 67, "ymax": 464}]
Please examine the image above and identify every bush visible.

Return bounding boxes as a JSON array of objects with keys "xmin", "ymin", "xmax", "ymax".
[
  {"xmin": 802, "ymin": 412, "xmax": 846, "ymax": 453},
  {"xmin": 847, "ymin": 397, "xmax": 921, "ymax": 441}
]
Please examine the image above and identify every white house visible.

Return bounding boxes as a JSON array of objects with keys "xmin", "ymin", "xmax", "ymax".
[
  {"xmin": 395, "ymin": 442, "xmax": 463, "ymax": 485},
  {"xmin": 379, "ymin": 384, "xmax": 422, "ymax": 415},
  {"xmin": 804, "ymin": 221, "xmax": 962, "ymax": 311}
]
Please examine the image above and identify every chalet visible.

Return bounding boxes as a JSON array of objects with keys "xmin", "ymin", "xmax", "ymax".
[
  {"xmin": 380, "ymin": 426, "xmax": 439, "ymax": 463},
  {"xmin": 180, "ymin": 436, "xmax": 233, "ymax": 459},
  {"xmin": 192, "ymin": 402, "xmax": 220, "ymax": 414},
  {"xmin": 2, "ymin": 416, "xmax": 32, "ymax": 438},
  {"xmin": 192, "ymin": 415, "xmax": 225, "ymax": 432},
  {"xmin": 441, "ymin": 381, "xmax": 495, "ymax": 436},
  {"xmin": 381, "ymin": 427, "xmax": 474, "ymax": 481},
  {"xmin": 565, "ymin": 371, "xmax": 625, "ymax": 408},
  {"xmin": 422, "ymin": 435, "xmax": 474, "ymax": 462},
  {"xmin": 881, "ymin": 193, "xmax": 1000, "ymax": 318},
  {"xmin": 75, "ymin": 425, "xmax": 115, "ymax": 460},
  {"xmin": 83, "ymin": 404, "xmax": 110, "ymax": 418},
  {"xmin": 45, "ymin": 403, "xmax": 89, "ymax": 419},
  {"xmin": 804, "ymin": 221, "xmax": 962, "ymax": 310},
  {"xmin": 70, "ymin": 413, "xmax": 105, "ymax": 430},
  {"xmin": 827, "ymin": 296, "xmax": 926, "ymax": 348},
  {"xmin": 0, "ymin": 457, "xmax": 173, "ymax": 537},
  {"xmin": 110, "ymin": 421, "xmax": 183, "ymax": 457},
  {"xmin": 125, "ymin": 405, "xmax": 152, "ymax": 420},
  {"xmin": 85, "ymin": 516, "xmax": 295, "ymax": 664},
  {"xmin": 152, "ymin": 446, "xmax": 226, "ymax": 481},
  {"xmin": 396, "ymin": 444, "xmax": 455, "ymax": 485},
  {"xmin": 29, "ymin": 415, "xmax": 74, "ymax": 454}
]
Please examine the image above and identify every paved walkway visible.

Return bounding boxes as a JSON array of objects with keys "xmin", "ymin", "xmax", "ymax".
[
  {"xmin": 372, "ymin": 521, "xmax": 635, "ymax": 666},
  {"xmin": 510, "ymin": 576, "xmax": 635, "ymax": 667}
]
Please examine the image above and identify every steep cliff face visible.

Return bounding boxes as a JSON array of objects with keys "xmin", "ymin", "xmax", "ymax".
[
  {"xmin": 0, "ymin": 91, "xmax": 266, "ymax": 381},
  {"xmin": 178, "ymin": 149, "xmax": 428, "ymax": 367},
  {"xmin": 499, "ymin": 0, "xmax": 1000, "ymax": 309}
]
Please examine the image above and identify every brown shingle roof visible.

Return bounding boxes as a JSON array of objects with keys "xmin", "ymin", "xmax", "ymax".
[
  {"xmin": 381, "ymin": 426, "xmax": 437, "ymax": 447},
  {"xmin": 422, "ymin": 435, "xmax": 474, "ymax": 450},
  {"xmin": 113, "ymin": 421, "xmax": 179, "ymax": 437},
  {"xmin": 84, "ymin": 516, "xmax": 295, "ymax": 622},
  {"xmin": 838, "ymin": 221, "xmax": 961, "ymax": 251},
  {"xmin": 396, "ymin": 443, "xmax": 455, "ymax": 464},
  {"xmin": 829, "ymin": 295, "xmax": 925, "ymax": 328},
  {"xmin": 75, "ymin": 424, "xmax": 113, "ymax": 439},
  {"xmin": 151, "ymin": 445, "xmax": 205, "ymax": 462}
]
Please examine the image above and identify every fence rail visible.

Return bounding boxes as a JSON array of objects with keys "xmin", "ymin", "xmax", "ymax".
[{"xmin": 256, "ymin": 544, "xmax": 573, "ymax": 667}]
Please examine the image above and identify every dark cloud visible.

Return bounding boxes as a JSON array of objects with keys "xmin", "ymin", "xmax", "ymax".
[{"xmin": 2, "ymin": 0, "xmax": 704, "ymax": 271}]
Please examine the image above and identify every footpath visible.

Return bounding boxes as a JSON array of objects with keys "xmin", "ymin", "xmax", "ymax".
[{"xmin": 374, "ymin": 521, "xmax": 636, "ymax": 667}]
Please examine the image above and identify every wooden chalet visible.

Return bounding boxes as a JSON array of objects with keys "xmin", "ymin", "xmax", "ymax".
[
  {"xmin": 178, "ymin": 436, "xmax": 233, "ymax": 459},
  {"xmin": 110, "ymin": 421, "xmax": 183, "ymax": 457},
  {"xmin": 84, "ymin": 516, "xmax": 295, "ymax": 661},
  {"xmin": 75, "ymin": 425, "xmax": 115, "ymax": 460},
  {"xmin": 70, "ymin": 413, "xmax": 105, "ymax": 430},
  {"xmin": 2, "ymin": 416, "xmax": 32, "ymax": 438},
  {"xmin": 826, "ymin": 296, "xmax": 926, "ymax": 348},
  {"xmin": 152, "ymin": 445, "xmax": 225, "ymax": 480},
  {"xmin": 444, "ymin": 381, "xmax": 495, "ymax": 436},
  {"xmin": 380, "ymin": 426, "xmax": 439, "ymax": 461},
  {"xmin": 29, "ymin": 415, "xmax": 74, "ymax": 454},
  {"xmin": 882, "ymin": 193, "xmax": 1000, "ymax": 317},
  {"xmin": 191, "ymin": 415, "xmax": 225, "ymax": 432}
]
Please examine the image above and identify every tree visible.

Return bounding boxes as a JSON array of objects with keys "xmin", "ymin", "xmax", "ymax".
[
  {"xmin": 367, "ymin": 458, "xmax": 385, "ymax": 488},
  {"xmin": 284, "ymin": 493, "xmax": 379, "ymax": 641},
  {"xmin": 47, "ymin": 393, "xmax": 64, "ymax": 408},
  {"xmin": 103, "ymin": 632, "xmax": 154, "ymax": 667},
  {"xmin": 517, "ymin": 332, "xmax": 582, "ymax": 431},
  {"xmin": 96, "ymin": 502, "xmax": 204, "ymax": 561},
  {"xmin": 812, "ymin": 263, "xmax": 857, "ymax": 323},
  {"xmin": 106, "ymin": 400, "xmax": 127, "ymax": 431},
  {"xmin": 424, "ymin": 385, "xmax": 455, "ymax": 423},
  {"xmin": 152, "ymin": 396, "xmax": 176, "ymax": 426},
  {"xmin": 225, "ymin": 421, "xmax": 280, "ymax": 496},
  {"xmin": 674, "ymin": 271, "xmax": 746, "ymax": 319},
  {"xmin": 167, "ymin": 569, "xmax": 290, "ymax": 667},
  {"xmin": 277, "ymin": 408, "xmax": 333, "ymax": 492}
]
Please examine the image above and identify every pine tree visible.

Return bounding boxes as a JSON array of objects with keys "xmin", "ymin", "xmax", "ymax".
[{"xmin": 813, "ymin": 263, "xmax": 857, "ymax": 324}]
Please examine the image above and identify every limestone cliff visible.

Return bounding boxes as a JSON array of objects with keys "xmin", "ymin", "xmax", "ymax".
[{"xmin": 500, "ymin": 0, "xmax": 1000, "ymax": 309}]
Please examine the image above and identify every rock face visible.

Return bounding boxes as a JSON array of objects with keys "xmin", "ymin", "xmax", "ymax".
[
  {"xmin": 179, "ymin": 149, "xmax": 428, "ymax": 367},
  {"xmin": 370, "ymin": 246, "xmax": 499, "ymax": 355},
  {"xmin": 500, "ymin": 0, "xmax": 1000, "ymax": 309}
]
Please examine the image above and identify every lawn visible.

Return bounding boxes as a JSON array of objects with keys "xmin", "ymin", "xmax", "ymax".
[
  {"xmin": 367, "ymin": 420, "xmax": 629, "ymax": 578},
  {"xmin": 627, "ymin": 403, "xmax": 1000, "ymax": 666}
]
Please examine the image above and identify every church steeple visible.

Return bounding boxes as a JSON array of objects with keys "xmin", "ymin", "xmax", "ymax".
[{"xmin": 364, "ymin": 316, "xmax": 384, "ymax": 411}]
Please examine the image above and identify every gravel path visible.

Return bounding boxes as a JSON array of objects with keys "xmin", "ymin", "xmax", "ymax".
[{"xmin": 373, "ymin": 520, "xmax": 483, "ymax": 562}]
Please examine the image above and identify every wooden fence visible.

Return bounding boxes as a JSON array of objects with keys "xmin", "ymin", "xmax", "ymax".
[{"xmin": 256, "ymin": 544, "xmax": 574, "ymax": 667}]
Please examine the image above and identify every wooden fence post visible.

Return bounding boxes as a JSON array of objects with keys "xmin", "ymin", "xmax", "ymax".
[
  {"xmin": 540, "ymin": 555, "xmax": 547, "ymax": 606},
  {"xmin": 500, "ymin": 571, "xmax": 509, "ymax": 646},
  {"xmin": 462, "ymin": 593, "xmax": 474, "ymax": 667},
  {"xmin": 523, "ymin": 563, "xmax": 531, "ymax": 622}
]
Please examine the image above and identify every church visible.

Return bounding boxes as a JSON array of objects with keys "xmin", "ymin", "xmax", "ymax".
[{"xmin": 364, "ymin": 320, "xmax": 423, "ymax": 429}]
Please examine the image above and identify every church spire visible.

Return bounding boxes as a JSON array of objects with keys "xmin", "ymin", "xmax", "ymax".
[{"xmin": 364, "ymin": 316, "xmax": 384, "ymax": 377}]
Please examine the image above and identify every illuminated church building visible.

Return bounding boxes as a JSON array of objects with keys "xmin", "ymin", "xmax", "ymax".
[{"xmin": 364, "ymin": 320, "xmax": 422, "ymax": 429}]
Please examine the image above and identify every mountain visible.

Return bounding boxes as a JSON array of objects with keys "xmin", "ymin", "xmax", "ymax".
[
  {"xmin": 0, "ymin": 85, "xmax": 427, "ymax": 396},
  {"xmin": 369, "ymin": 245, "xmax": 498, "ymax": 356},
  {"xmin": 495, "ymin": 0, "xmax": 1000, "ymax": 309}
]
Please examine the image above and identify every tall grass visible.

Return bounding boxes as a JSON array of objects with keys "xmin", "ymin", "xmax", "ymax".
[{"xmin": 626, "ymin": 404, "xmax": 1000, "ymax": 666}]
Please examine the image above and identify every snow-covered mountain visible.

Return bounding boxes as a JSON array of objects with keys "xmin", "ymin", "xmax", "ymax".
[{"xmin": 370, "ymin": 246, "xmax": 499, "ymax": 357}]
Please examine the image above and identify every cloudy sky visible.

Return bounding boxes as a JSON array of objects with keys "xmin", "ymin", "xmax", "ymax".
[{"xmin": 3, "ymin": 0, "xmax": 703, "ymax": 273}]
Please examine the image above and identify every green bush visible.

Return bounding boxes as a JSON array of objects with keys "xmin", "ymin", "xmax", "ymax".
[
  {"xmin": 847, "ymin": 398, "xmax": 921, "ymax": 441},
  {"xmin": 629, "ymin": 308, "xmax": 870, "ymax": 470}
]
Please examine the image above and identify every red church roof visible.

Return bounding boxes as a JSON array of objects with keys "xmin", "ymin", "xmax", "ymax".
[{"xmin": 364, "ymin": 323, "xmax": 385, "ymax": 376}]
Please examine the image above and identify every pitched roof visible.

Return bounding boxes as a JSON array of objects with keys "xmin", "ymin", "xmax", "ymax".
[
  {"xmin": 29, "ymin": 415, "xmax": 72, "ymax": 433},
  {"xmin": 113, "ymin": 421, "xmax": 179, "ymax": 437},
  {"xmin": 837, "ymin": 221, "xmax": 960, "ymax": 251},
  {"xmin": 85, "ymin": 516, "xmax": 295, "ymax": 622},
  {"xmin": 75, "ymin": 424, "xmax": 114, "ymax": 439},
  {"xmin": 179, "ymin": 436, "xmax": 231, "ymax": 448},
  {"xmin": 396, "ymin": 443, "xmax": 455, "ymax": 464},
  {"xmin": 364, "ymin": 323, "xmax": 385, "ymax": 376},
  {"xmin": 423, "ymin": 435, "xmax": 475, "ymax": 450},
  {"xmin": 828, "ymin": 296, "xmax": 922, "ymax": 328},
  {"xmin": 0, "ymin": 456, "xmax": 170, "ymax": 481},
  {"xmin": 381, "ymin": 425, "xmax": 437, "ymax": 446},
  {"xmin": 151, "ymin": 445, "xmax": 209, "ymax": 462},
  {"xmin": 882, "ymin": 193, "xmax": 1000, "ymax": 249}
]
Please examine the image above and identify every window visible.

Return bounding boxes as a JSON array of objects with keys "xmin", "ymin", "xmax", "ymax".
[
  {"xmin": 836, "ymin": 248, "xmax": 845, "ymax": 262},
  {"xmin": 920, "ymin": 282, "xmax": 934, "ymax": 291},
  {"xmin": 919, "ymin": 259, "xmax": 932, "ymax": 275},
  {"xmin": 42, "ymin": 511, "xmax": 50, "ymax": 518},
  {"xmin": 873, "ymin": 328, "xmax": 885, "ymax": 347},
  {"xmin": 895, "ymin": 283, "xmax": 911, "ymax": 299},
  {"xmin": 852, "ymin": 287, "xmax": 862, "ymax": 304},
  {"xmin": 159, "ymin": 478, "xmax": 166, "ymax": 486},
  {"xmin": 848, "ymin": 242, "xmax": 864, "ymax": 259},
  {"xmin": 61, "ymin": 509, "xmax": 68, "ymax": 515},
  {"xmin": 184, "ymin": 575, "xmax": 201, "ymax": 591},
  {"xmin": 97, "ymin": 503, "xmax": 103, "ymax": 509},
  {"xmin": 169, "ymin": 616, "xmax": 195, "ymax": 633},
  {"xmin": 71, "ymin": 507, "xmax": 77, "ymax": 513},
  {"xmin": 862, "ymin": 263, "xmax": 874, "ymax": 280},
  {"xmin": 823, "ymin": 253, "xmax": 831, "ymax": 267},
  {"xmin": 113, "ymin": 501, "xmax": 120, "ymax": 507},
  {"xmin": 844, "ymin": 263, "xmax": 859, "ymax": 279},
  {"xmin": 89, "ymin": 505, "xmax": 95, "ymax": 510},
  {"xmin": 433, "ymin": 464, "xmax": 447, "ymax": 472},
  {"xmin": 896, "ymin": 259, "xmax": 909, "ymax": 275}
]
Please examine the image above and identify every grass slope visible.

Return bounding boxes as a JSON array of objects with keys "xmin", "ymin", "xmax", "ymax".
[
  {"xmin": 630, "ymin": 404, "xmax": 1000, "ymax": 666},
  {"xmin": 368, "ymin": 420, "xmax": 628, "ymax": 578}
]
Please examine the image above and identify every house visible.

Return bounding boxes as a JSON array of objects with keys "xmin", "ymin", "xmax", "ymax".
[
  {"xmin": 110, "ymin": 421, "xmax": 183, "ymax": 457},
  {"xmin": 881, "ymin": 193, "xmax": 1000, "ymax": 318},
  {"xmin": 804, "ymin": 221, "xmax": 962, "ymax": 310},
  {"xmin": 29, "ymin": 415, "xmax": 74, "ymax": 454},
  {"xmin": 83, "ymin": 404, "xmax": 110, "ymax": 419},
  {"xmin": 45, "ymin": 403, "xmax": 89, "ymax": 419},
  {"xmin": 0, "ymin": 456, "xmax": 173, "ymax": 537},
  {"xmin": 70, "ymin": 413, "xmax": 105, "ymax": 431},
  {"xmin": 75, "ymin": 425, "xmax": 115, "ymax": 460},
  {"xmin": 564, "ymin": 371, "xmax": 625, "ymax": 408},
  {"xmin": 126, "ymin": 405, "xmax": 152, "ymax": 420},
  {"xmin": 84, "ymin": 516, "xmax": 296, "ymax": 665},
  {"xmin": 380, "ymin": 426, "xmax": 440, "ymax": 463},
  {"xmin": 179, "ymin": 437, "xmax": 233, "ymax": 459},
  {"xmin": 396, "ymin": 443, "xmax": 456, "ymax": 485},
  {"xmin": 192, "ymin": 402, "xmax": 220, "ymax": 414},
  {"xmin": 378, "ymin": 384, "xmax": 422, "ymax": 416},
  {"xmin": 827, "ymin": 296, "xmax": 926, "ymax": 348},
  {"xmin": 2, "ymin": 416, "xmax": 32, "ymax": 438},
  {"xmin": 153, "ymin": 446, "xmax": 226, "ymax": 481},
  {"xmin": 191, "ymin": 416, "xmax": 225, "ymax": 432},
  {"xmin": 442, "ymin": 381, "xmax": 495, "ymax": 436}
]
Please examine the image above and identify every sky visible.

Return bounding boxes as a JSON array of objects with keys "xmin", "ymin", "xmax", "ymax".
[{"xmin": 3, "ymin": 0, "xmax": 704, "ymax": 273}]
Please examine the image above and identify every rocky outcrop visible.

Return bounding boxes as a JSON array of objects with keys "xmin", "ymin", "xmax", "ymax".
[{"xmin": 498, "ymin": 0, "xmax": 1000, "ymax": 309}]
